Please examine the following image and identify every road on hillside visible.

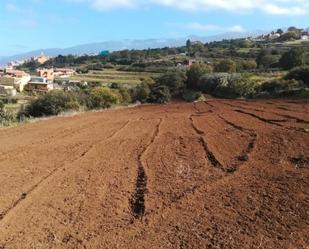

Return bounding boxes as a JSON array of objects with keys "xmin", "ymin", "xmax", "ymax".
[{"xmin": 0, "ymin": 99, "xmax": 308, "ymax": 249}]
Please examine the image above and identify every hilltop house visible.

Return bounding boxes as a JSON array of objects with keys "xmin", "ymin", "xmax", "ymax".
[
  {"xmin": 32, "ymin": 52, "xmax": 49, "ymax": 64},
  {"xmin": 25, "ymin": 77, "xmax": 53, "ymax": 92}
]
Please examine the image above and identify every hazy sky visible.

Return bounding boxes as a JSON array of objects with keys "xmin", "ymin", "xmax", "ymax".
[{"xmin": 0, "ymin": 0, "xmax": 308, "ymax": 56}]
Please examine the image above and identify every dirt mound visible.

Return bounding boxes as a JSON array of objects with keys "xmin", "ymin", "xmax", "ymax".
[{"xmin": 0, "ymin": 99, "xmax": 308, "ymax": 249}]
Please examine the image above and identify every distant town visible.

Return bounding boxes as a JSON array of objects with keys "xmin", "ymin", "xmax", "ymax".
[{"xmin": 0, "ymin": 52, "xmax": 83, "ymax": 97}]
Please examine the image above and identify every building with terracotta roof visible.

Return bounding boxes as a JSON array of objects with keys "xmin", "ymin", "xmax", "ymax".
[{"xmin": 37, "ymin": 68, "xmax": 54, "ymax": 81}]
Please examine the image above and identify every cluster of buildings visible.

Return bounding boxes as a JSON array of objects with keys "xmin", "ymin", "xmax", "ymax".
[
  {"xmin": 0, "ymin": 67, "xmax": 76, "ymax": 96},
  {"xmin": 6, "ymin": 52, "xmax": 50, "ymax": 68},
  {"xmin": 255, "ymin": 27, "xmax": 309, "ymax": 42}
]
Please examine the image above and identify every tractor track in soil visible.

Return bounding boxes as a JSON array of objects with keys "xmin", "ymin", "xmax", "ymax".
[
  {"xmin": 0, "ymin": 120, "xmax": 131, "ymax": 223},
  {"xmin": 0, "ymin": 99, "xmax": 308, "ymax": 249}
]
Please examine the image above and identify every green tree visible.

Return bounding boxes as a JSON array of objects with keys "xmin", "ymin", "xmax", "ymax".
[
  {"xmin": 279, "ymin": 48, "xmax": 305, "ymax": 70},
  {"xmin": 214, "ymin": 59, "xmax": 237, "ymax": 73},
  {"xmin": 186, "ymin": 39, "xmax": 192, "ymax": 49},
  {"xmin": 257, "ymin": 49, "xmax": 278, "ymax": 69},
  {"xmin": 186, "ymin": 63, "xmax": 212, "ymax": 89}
]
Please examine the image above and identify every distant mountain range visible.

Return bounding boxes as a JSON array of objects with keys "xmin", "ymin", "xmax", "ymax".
[{"xmin": 0, "ymin": 30, "xmax": 268, "ymax": 66}]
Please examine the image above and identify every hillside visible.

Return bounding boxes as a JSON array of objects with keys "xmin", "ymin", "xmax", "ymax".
[
  {"xmin": 0, "ymin": 30, "xmax": 268, "ymax": 66},
  {"xmin": 0, "ymin": 99, "xmax": 308, "ymax": 248}
]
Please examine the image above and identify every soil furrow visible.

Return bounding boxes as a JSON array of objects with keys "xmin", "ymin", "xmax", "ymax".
[
  {"xmin": 189, "ymin": 115, "xmax": 225, "ymax": 172},
  {"xmin": 218, "ymin": 115, "xmax": 257, "ymax": 171},
  {"xmin": 0, "ymin": 120, "xmax": 131, "ymax": 223},
  {"xmin": 130, "ymin": 118, "xmax": 163, "ymax": 219},
  {"xmin": 235, "ymin": 109, "xmax": 283, "ymax": 127}
]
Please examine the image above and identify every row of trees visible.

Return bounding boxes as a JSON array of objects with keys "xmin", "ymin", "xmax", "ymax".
[
  {"xmin": 10, "ymin": 63, "xmax": 309, "ymax": 120},
  {"xmin": 257, "ymin": 47, "xmax": 305, "ymax": 70}
]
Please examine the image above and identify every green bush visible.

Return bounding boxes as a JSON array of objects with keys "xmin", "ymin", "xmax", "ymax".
[
  {"xmin": 155, "ymin": 70, "xmax": 187, "ymax": 97},
  {"xmin": 131, "ymin": 81, "xmax": 152, "ymax": 103},
  {"xmin": 285, "ymin": 66, "xmax": 309, "ymax": 86},
  {"xmin": 197, "ymin": 73, "xmax": 230, "ymax": 93},
  {"xmin": 0, "ymin": 100, "xmax": 4, "ymax": 110},
  {"xmin": 258, "ymin": 79, "xmax": 303, "ymax": 94},
  {"xmin": 239, "ymin": 60, "xmax": 257, "ymax": 71},
  {"xmin": 148, "ymin": 84, "xmax": 171, "ymax": 103},
  {"xmin": 257, "ymin": 49, "xmax": 278, "ymax": 69},
  {"xmin": 279, "ymin": 47, "xmax": 305, "ymax": 70},
  {"xmin": 197, "ymin": 73, "xmax": 258, "ymax": 98},
  {"xmin": 0, "ymin": 108, "xmax": 16, "ymax": 126},
  {"xmin": 186, "ymin": 63, "xmax": 212, "ymax": 89},
  {"xmin": 64, "ymin": 100, "xmax": 80, "ymax": 111},
  {"xmin": 214, "ymin": 59, "xmax": 237, "ymax": 73},
  {"xmin": 24, "ymin": 90, "xmax": 79, "ymax": 117},
  {"xmin": 87, "ymin": 87, "xmax": 119, "ymax": 109},
  {"xmin": 117, "ymin": 88, "xmax": 132, "ymax": 104},
  {"xmin": 182, "ymin": 90, "xmax": 203, "ymax": 102}
]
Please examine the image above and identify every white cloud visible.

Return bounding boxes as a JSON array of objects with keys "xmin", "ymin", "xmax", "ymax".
[
  {"xmin": 186, "ymin": 22, "xmax": 246, "ymax": 33},
  {"xmin": 5, "ymin": 3, "xmax": 37, "ymax": 27},
  {"xmin": 228, "ymin": 25, "xmax": 245, "ymax": 33},
  {"xmin": 186, "ymin": 23, "xmax": 220, "ymax": 32},
  {"xmin": 66, "ymin": 0, "xmax": 135, "ymax": 10},
  {"xmin": 66, "ymin": 0, "xmax": 309, "ymax": 15}
]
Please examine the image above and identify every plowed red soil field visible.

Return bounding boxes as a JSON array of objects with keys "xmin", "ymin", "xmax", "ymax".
[{"xmin": 0, "ymin": 99, "xmax": 308, "ymax": 249}]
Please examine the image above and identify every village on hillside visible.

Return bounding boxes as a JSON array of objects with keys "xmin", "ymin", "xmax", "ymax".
[{"xmin": 0, "ymin": 53, "xmax": 76, "ymax": 97}]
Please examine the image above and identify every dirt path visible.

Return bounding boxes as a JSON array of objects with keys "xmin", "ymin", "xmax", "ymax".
[{"xmin": 0, "ymin": 99, "xmax": 308, "ymax": 249}]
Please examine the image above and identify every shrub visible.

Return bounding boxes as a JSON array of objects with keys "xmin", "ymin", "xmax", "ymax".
[
  {"xmin": 148, "ymin": 84, "xmax": 171, "ymax": 103},
  {"xmin": 0, "ymin": 108, "xmax": 16, "ymax": 126},
  {"xmin": 258, "ymin": 79, "xmax": 303, "ymax": 93},
  {"xmin": 155, "ymin": 70, "xmax": 186, "ymax": 97},
  {"xmin": 0, "ymin": 100, "xmax": 4, "ymax": 110},
  {"xmin": 285, "ymin": 66, "xmax": 309, "ymax": 86},
  {"xmin": 76, "ymin": 67, "xmax": 89, "ymax": 74},
  {"xmin": 197, "ymin": 73, "xmax": 258, "ymax": 98},
  {"xmin": 131, "ymin": 81, "xmax": 152, "ymax": 103},
  {"xmin": 186, "ymin": 63, "xmax": 212, "ymax": 89},
  {"xmin": 103, "ymin": 63, "xmax": 115, "ymax": 69},
  {"xmin": 118, "ymin": 88, "xmax": 132, "ymax": 104},
  {"xmin": 212, "ymin": 74, "xmax": 245, "ymax": 98},
  {"xmin": 257, "ymin": 49, "xmax": 278, "ymax": 69},
  {"xmin": 197, "ymin": 73, "xmax": 230, "ymax": 93},
  {"xmin": 214, "ymin": 59, "xmax": 237, "ymax": 73},
  {"xmin": 279, "ymin": 47, "xmax": 305, "ymax": 70},
  {"xmin": 182, "ymin": 90, "xmax": 203, "ymax": 102},
  {"xmin": 240, "ymin": 60, "xmax": 257, "ymax": 71},
  {"xmin": 24, "ymin": 90, "xmax": 79, "ymax": 117},
  {"xmin": 87, "ymin": 87, "xmax": 119, "ymax": 109},
  {"xmin": 64, "ymin": 100, "xmax": 80, "ymax": 111}
]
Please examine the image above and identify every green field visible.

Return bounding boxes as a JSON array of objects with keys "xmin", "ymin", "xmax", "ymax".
[{"xmin": 69, "ymin": 69, "xmax": 161, "ymax": 86}]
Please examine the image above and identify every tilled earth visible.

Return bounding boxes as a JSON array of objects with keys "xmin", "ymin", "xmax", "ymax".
[{"xmin": 0, "ymin": 99, "xmax": 308, "ymax": 249}]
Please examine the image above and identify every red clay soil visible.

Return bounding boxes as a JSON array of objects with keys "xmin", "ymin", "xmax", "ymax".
[{"xmin": 0, "ymin": 99, "xmax": 308, "ymax": 249}]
